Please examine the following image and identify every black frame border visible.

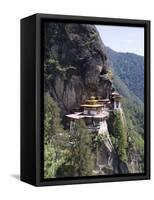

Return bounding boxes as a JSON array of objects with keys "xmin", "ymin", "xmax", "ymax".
[{"xmin": 35, "ymin": 13, "xmax": 150, "ymax": 186}]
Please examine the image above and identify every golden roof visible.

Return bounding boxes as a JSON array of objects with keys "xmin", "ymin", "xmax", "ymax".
[
  {"xmin": 80, "ymin": 96, "xmax": 109, "ymax": 107},
  {"xmin": 86, "ymin": 99, "xmax": 98, "ymax": 103},
  {"xmin": 84, "ymin": 96, "xmax": 99, "ymax": 104},
  {"xmin": 90, "ymin": 96, "xmax": 96, "ymax": 100}
]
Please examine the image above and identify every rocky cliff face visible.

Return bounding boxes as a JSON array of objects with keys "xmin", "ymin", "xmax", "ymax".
[{"xmin": 44, "ymin": 22, "xmax": 111, "ymax": 115}]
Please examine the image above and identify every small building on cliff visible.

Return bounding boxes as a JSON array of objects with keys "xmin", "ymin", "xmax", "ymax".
[
  {"xmin": 111, "ymin": 92, "xmax": 122, "ymax": 110},
  {"xmin": 66, "ymin": 96, "xmax": 109, "ymax": 134},
  {"xmin": 66, "ymin": 92, "xmax": 122, "ymax": 134}
]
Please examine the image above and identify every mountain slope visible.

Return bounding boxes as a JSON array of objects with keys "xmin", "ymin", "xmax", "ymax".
[
  {"xmin": 105, "ymin": 47, "xmax": 144, "ymax": 172},
  {"xmin": 105, "ymin": 47, "xmax": 144, "ymax": 136},
  {"xmin": 106, "ymin": 47, "xmax": 144, "ymax": 102}
]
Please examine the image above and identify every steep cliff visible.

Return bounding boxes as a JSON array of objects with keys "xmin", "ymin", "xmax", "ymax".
[{"xmin": 44, "ymin": 22, "xmax": 111, "ymax": 115}]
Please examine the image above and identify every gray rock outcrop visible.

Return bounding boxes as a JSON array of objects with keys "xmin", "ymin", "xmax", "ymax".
[{"xmin": 44, "ymin": 23, "xmax": 111, "ymax": 115}]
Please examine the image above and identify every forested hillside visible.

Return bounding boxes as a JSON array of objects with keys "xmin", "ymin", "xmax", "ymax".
[
  {"xmin": 106, "ymin": 47, "xmax": 144, "ymax": 102},
  {"xmin": 105, "ymin": 47, "xmax": 144, "ymax": 172}
]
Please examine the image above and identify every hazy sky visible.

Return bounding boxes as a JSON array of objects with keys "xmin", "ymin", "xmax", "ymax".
[{"xmin": 96, "ymin": 25, "xmax": 144, "ymax": 56}]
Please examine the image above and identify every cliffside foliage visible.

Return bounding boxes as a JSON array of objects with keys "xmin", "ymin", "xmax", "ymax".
[
  {"xmin": 122, "ymin": 98, "xmax": 144, "ymax": 137},
  {"xmin": 124, "ymin": 109, "xmax": 144, "ymax": 172},
  {"xmin": 112, "ymin": 110, "xmax": 128, "ymax": 162},
  {"xmin": 44, "ymin": 94, "xmax": 71, "ymax": 178},
  {"xmin": 107, "ymin": 58, "xmax": 144, "ymax": 171},
  {"xmin": 44, "ymin": 57, "xmax": 76, "ymax": 83},
  {"xmin": 105, "ymin": 69, "xmax": 114, "ymax": 81},
  {"xmin": 69, "ymin": 119, "xmax": 95, "ymax": 176},
  {"xmin": 93, "ymin": 134, "xmax": 104, "ymax": 147},
  {"xmin": 44, "ymin": 93, "xmax": 65, "ymax": 143},
  {"xmin": 44, "ymin": 94, "xmax": 95, "ymax": 177}
]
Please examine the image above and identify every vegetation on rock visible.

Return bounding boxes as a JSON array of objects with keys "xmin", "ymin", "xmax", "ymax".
[
  {"xmin": 69, "ymin": 120, "xmax": 95, "ymax": 176},
  {"xmin": 44, "ymin": 94, "xmax": 71, "ymax": 178},
  {"xmin": 106, "ymin": 49, "xmax": 144, "ymax": 172},
  {"xmin": 112, "ymin": 110, "xmax": 128, "ymax": 162},
  {"xmin": 44, "ymin": 94, "xmax": 95, "ymax": 177}
]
